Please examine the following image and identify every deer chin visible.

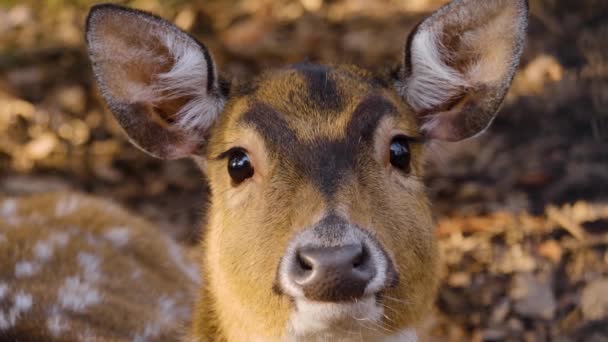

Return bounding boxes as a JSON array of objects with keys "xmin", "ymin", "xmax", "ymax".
[{"xmin": 286, "ymin": 296, "xmax": 417, "ymax": 341}]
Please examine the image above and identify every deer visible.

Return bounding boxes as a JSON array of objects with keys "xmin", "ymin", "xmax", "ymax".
[
  {"xmin": 0, "ymin": 0, "xmax": 528, "ymax": 340},
  {"xmin": 0, "ymin": 192, "xmax": 199, "ymax": 341}
]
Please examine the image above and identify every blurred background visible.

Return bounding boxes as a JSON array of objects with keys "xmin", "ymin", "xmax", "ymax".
[{"xmin": 0, "ymin": 0, "xmax": 607, "ymax": 340}]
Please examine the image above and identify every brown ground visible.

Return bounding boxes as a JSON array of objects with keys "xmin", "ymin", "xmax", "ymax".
[{"xmin": 1, "ymin": 0, "xmax": 607, "ymax": 340}]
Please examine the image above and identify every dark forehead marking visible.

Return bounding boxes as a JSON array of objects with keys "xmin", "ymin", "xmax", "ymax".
[
  {"xmin": 239, "ymin": 95, "xmax": 396, "ymax": 198},
  {"xmin": 240, "ymin": 102, "xmax": 298, "ymax": 148},
  {"xmin": 290, "ymin": 63, "xmax": 342, "ymax": 112},
  {"xmin": 303, "ymin": 139, "xmax": 357, "ymax": 198},
  {"xmin": 370, "ymin": 75, "xmax": 391, "ymax": 89},
  {"xmin": 345, "ymin": 95, "xmax": 397, "ymax": 142}
]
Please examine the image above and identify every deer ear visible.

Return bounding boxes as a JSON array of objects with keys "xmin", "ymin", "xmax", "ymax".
[
  {"xmin": 397, "ymin": 0, "xmax": 528, "ymax": 141},
  {"xmin": 85, "ymin": 4, "xmax": 225, "ymax": 159}
]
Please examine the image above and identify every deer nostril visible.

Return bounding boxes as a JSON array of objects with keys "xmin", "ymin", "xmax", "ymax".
[
  {"xmin": 352, "ymin": 246, "xmax": 367, "ymax": 269},
  {"xmin": 297, "ymin": 252, "xmax": 313, "ymax": 271}
]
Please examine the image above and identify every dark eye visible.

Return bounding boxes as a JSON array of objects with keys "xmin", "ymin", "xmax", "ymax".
[
  {"xmin": 389, "ymin": 136, "xmax": 411, "ymax": 172},
  {"xmin": 227, "ymin": 149, "xmax": 254, "ymax": 183}
]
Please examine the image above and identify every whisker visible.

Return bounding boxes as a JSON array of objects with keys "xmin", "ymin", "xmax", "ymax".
[
  {"xmin": 362, "ymin": 318, "xmax": 393, "ymax": 333},
  {"xmin": 382, "ymin": 312, "xmax": 398, "ymax": 324},
  {"xmin": 351, "ymin": 311, "xmax": 393, "ymax": 334},
  {"xmin": 381, "ymin": 295, "xmax": 411, "ymax": 305}
]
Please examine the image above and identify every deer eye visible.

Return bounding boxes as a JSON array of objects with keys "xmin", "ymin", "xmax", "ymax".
[
  {"xmin": 227, "ymin": 149, "xmax": 254, "ymax": 183},
  {"xmin": 389, "ymin": 136, "xmax": 411, "ymax": 173}
]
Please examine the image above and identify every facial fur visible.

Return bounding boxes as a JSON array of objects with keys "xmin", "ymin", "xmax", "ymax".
[{"xmin": 195, "ymin": 64, "xmax": 440, "ymax": 340}]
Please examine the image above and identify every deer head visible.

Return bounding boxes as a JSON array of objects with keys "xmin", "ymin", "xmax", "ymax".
[{"xmin": 85, "ymin": 0, "xmax": 528, "ymax": 340}]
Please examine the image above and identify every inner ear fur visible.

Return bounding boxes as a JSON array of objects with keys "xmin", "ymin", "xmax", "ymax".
[
  {"xmin": 399, "ymin": 0, "xmax": 528, "ymax": 141},
  {"xmin": 86, "ymin": 4, "xmax": 224, "ymax": 159}
]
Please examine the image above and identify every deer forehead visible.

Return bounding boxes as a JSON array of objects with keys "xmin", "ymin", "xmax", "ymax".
[{"xmin": 228, "ymin": 64, "xmax": 419, "ymax": 139}]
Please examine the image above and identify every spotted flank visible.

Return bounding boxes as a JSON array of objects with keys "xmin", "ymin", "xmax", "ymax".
[{"xmin": 0, "ymin": 193, "xmax": 198, "ymax": 341}]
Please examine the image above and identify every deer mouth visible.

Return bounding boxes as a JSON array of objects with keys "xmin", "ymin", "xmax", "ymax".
[
  {"xmin": 285, "ymin": 295, "xmax": 417, "ymax": 341},
  {"xmin": 288, "ymin": 295, "xmax": 382, "ymax": 337}
]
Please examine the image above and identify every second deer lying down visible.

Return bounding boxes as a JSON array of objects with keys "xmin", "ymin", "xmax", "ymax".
[
  {"xmin": 0, "ymin": 192, "xmax": 199, "ymax": 341},
  {"xmin": 1, "ymin": 0, "xmax": 528, "ymax": 340}
]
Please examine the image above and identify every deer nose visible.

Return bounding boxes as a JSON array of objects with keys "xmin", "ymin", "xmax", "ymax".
[{"xmin": 289, "ymin": 244, "xmax": 376, "ymax": 302}]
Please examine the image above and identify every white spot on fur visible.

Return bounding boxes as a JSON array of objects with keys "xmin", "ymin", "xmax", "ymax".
[
  {"xmin": 0, "ymin": 199, "xmax": 19, "ymax": 225},
  {"xmin": 32, "ymin": 232, "xmax": 71, "ymax": 263},
  {"xmin": 50, "ymin": 232, "xmax": 70, "ymax": 247},
  {"xmin": 131, "ymin": 268, "xmax": 142, "ymax": 280},
  {"xmin": 14, "ymin": 291, "xmax": 33, "ymax": 312},
  {"xmin": 165, "ymin": 237, "xmax": 200, "ymax": 284},
  {"xmin": 58, "ymin": 276, "xmax": 101, "ymax": 312},
  {"xmin": 0, "ymin": 312, "xmax": 8, "ymax": 330},
  {"xmin": 0, "ymin": 290, "xmax": 33, "ymax": 331},
  {"xmin": 128, "ymin": 256, "xmax": 143, "ymax": 280},
  {"xmin": 103, "ymin": 226, "xmax": 130, "ymax": 247},
  {"xmin": 77, "ymin": 328, "xmax": 95, "ymax": 341},
  {"xmin": 15, "ymin": 260, "xmax": 40, "ymax": 278},
  {"xmin": 400, "ymin": 28, "xmax": 469, "ymax": 114},
  {"xmin": 57, "ymin": 251, "xmax": 103, "ymax": 312},
  {"xmin": 0, "ymin": 199, "xmax": 17, "ymax": 217},
  {"xmin": 0, "ymin": 283, "xmax": 8, "ymax": 300},
  {"xmin": 55, "ymin": 195, "xmax": 79, "ymax": 217},
  {"xmin": 34, "ymin": 240, "xmax": 54, "ymax": 261},
  {"xmin": 77, "ymin": 252, "xmax": 102, "ymax": 282},
  {"xmin": 134, "ymin": 296, "xmax": 189, "ymax": 341},
  {"xmin": 47, "ymin": 308, "xmax": 69, "ymax": 337}
]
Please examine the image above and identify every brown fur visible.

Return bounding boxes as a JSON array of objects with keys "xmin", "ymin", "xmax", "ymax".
[{"xmin": 0, "ymin": 193, "xmax": 198, "ymax": 341}]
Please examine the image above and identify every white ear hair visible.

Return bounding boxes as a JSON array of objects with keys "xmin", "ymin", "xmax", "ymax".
[
  {"xmin": 152, "ymin": 34, "xmax": 224, "ymax": 132},
  {"xmin": 400, "ymin": 28, "xmax": 470, "ymax": 113}
]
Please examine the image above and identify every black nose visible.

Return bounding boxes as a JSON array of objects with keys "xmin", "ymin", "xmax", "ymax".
[{"xmin": 289, "ymin": 244, "xmax": 375, "ymax": 302}]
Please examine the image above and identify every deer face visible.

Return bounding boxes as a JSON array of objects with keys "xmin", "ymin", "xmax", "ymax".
[
  {"xmin": 85, "ymin": 0, "xmax": 528, "ymax": 340},
  {"xmin": 201, "ymin": 65, "xmax": 437, "ymax": 339}
]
